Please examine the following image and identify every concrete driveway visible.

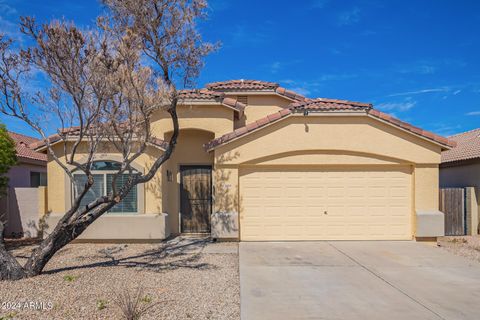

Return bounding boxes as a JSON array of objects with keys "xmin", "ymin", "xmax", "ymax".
[{"xmin": 240, "ymin": 241, "xmax": 480, "ymax": 320}]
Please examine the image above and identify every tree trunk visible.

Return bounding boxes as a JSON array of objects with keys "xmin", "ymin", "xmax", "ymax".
[
  {"xmin": 0, "ymin": 101, "xmax": 179, "ymax": 281},
  {"xmin": 0, "ymin": 223, "xmax": 27, "ymax": 280},
  {"xmin": 23, "ymin": 224, "xmax": 79, "ymax": 277},
  {"xmin": 23, "ymin": 203, "xmax": 114, "ymax": 277},
  {"xmin": 0, "ymin": 203, "xmax": 113, "ymax": 280},
  {"xmin": 0, "ymin": 247, "xmax": 27, "ymax": 280}
]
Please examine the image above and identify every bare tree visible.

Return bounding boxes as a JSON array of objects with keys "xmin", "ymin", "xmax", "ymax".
[{"xmin": 0, "ymin": 0, "xmax": 215, "ymax": 280}]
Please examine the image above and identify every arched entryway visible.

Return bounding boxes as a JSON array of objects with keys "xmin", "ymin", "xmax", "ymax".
[{"xmin": 162, "ymin": 129, "xmax": 215, "ymax": 234}]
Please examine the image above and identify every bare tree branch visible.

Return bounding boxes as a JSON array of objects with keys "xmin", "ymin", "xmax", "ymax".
[{"xmin": 0, "ymin": 0, "xmax": 216, "ymax": 280}]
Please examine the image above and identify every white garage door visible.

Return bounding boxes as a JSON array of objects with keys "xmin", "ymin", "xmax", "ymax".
[{"xmin": 240, "ymin": 166, "xmax": 412, "ymax": 241}]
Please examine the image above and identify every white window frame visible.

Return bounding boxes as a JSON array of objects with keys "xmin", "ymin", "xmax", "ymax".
[{"xmin": 72, "ymin": 164, "xmax": 140, "ymax": 215}]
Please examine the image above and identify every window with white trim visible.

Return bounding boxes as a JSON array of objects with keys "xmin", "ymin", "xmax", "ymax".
[{"xmin": 72, "ymin": 161, "xmax": 139, "ymax": 214}]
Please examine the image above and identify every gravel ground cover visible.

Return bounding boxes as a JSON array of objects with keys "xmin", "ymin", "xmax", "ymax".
[
  {"xmin": 0, "ymin": 237, "xmax": 239, "ymax": 320},
  {"xmin": 437, "ymin": 235, "xmax": 480, "ymax": 263}
]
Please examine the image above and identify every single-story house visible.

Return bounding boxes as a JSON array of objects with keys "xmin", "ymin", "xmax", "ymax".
[
  {"xmin": 440, "ymin": 128, "xmax": 480, "ymax": 235},
  {"xmin": 0, "ymin": 131, "xmax": 47, "ymax": 238},
  {"xmin": 440, "ymin": 128, "xmax": 480, "ymax": 188},
  {"xmin": 36, "ymin": 80, "xmax": 453, "ymax": 242}
]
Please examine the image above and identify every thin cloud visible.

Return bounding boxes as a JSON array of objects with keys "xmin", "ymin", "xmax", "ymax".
[
  {"xmin": 266, "ymin": 60, "xmax": 303, "ymax": 75},
  {"xmin": 0, "ymin": 0, "xmax": 17, "ymax": 16},
  {"xmin": 337, "ymin": 7, "xmax": 361, "ymax": 26},
  {"xmin": 280, "ymin": 74, "xmax": 358, "ymax": 97},
  {"xmin": 360, "ymin": 30, "xmax": 377, "ymax": 36},
  {"xmin": 230, "ymin": 24, "xmax": 269, "ymax": 45},
  {"xmin": 466, "ymin": 111, "xmax": 480, "ymax": 116},
  {"xmin": 269, "ymin": 61, "xmax": 281, "ymax": 74},
  {"xmin": 317, "ymin": 73, "xmax": 358, "ymax": 81},
  {"xmin": 427, "ymin": 123, "xmax": 463, "ymax": 136},
  {"xmin": 398, "ymin": 65, "xmax": 436, "ymax": 75},
  {"xmin": 377, "ymin": 101, "xmax": 416, "ymax": 112},
  {"xmin": 311, "ymin": 0, "xmax": 329, "ymax": 9},
  {"xmin": 388, "ymin": 88, "xmax": 450, "ymax": 97},
  {"xmin": 208, "ymin": 0, "xmax": 231, "ymax": 12},
  {"xmin": 395, "ymin": 59, "xmax": 466, "ymax": 75},
  {"xmin": 0, "ymin": 16, "xmax": 20, "ymax": 38},
  {"xmin": 290, "ymin": 87, "xmax": 311, "ymax": 96}
]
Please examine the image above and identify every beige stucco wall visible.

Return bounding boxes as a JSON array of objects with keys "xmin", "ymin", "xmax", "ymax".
[
  {"xmin": 232, "ymin": 94, "xmax": 291, "ymax": 127},
  {"xmin": 47, "ymin": 156, "xmax": 67, "ymax": 214},
  {"xmin": 440, "ymin": 160, "xmax": 480, "ymax": 188},
  {"xmin": 415, "ymin": 165, "xmax": 439, "ymax": 211},
  {"xmin": 46, "ymin": 142, "xmax": 163, "ymax": 216},
  {"xmin": 44, "ymin": 104, "xmax": 231, "ymax": 239},
  {"xmin": 214, "ymin": 115, "xmax": 442, "ymax": 165},
  {"xmin": 213, "ymin": 114, "xmax": 444, "ymax": 239},
  {"xmin": 43, "ymin": 102, "xmax": 447, "ymax": 240},
  {"xmin": 162, "ymin": 129, "xmax": 214, "ymax": 234},
  {"xmin": 45, "ymin": 214, "xmax": 169, "ymax": 241},
  {"xmin": 151, "ymin": 104, "xmax": 235, "ymax": 139},
  {"xmin": 38, "ymin": 186, "xmax": 47, "ymax": 217}
]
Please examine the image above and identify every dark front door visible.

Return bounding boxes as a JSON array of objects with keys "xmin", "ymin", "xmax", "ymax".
[{"xmin": 180, "ymin": 165, "xmax": 212, "ymax": 233}]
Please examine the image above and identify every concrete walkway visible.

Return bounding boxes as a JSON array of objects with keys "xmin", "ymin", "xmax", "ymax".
[{"xmin": 240, "ymin": 241, "xmax": 480, "ymax": 320}]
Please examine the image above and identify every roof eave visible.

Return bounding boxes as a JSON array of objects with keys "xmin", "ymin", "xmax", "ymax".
[
  {"xmin": 366, "ymin": 113, "xmax": 454, "ymax": 150},
  {"xmin": 178, "ymin": 99, "xmax": 244, "ymax": 115},
  {"xmin": 440, "ymin": 156, "xmax": 480, "ymax": 167},
  {"xmin": 205, "ymin": 110, "xmax": 454, "ymax": 152},
  {"xmin": 34, "ymin": 137, "xmax": 168, "ymax": 153},
  {"xmin": 16, "ymin": 155, "xmax": 47, "ymax": 165}
]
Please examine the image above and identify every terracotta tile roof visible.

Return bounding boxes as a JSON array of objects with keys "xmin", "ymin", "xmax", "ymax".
[
  {"xmin": 178, "ymin": 89, "xmax": 245, "ymax": 113},
  {"xmin": 206, "ymin": 79, "xmax": 279, "ymax": 91},
  {"xmin": 179, "ymin": 89, "xmax": 224, "ymax": 100},
  {"xmin": 367, "ymin": 109, "xmax": 454, "ymax": 148},
  {"xmin": 289, "ymin": 98, "xmax": 373, "ymax": 111},
  {"xmin": 274, "ymin": 87, "xmax": 308, "ymax": 102},
  {"xmin": 441, "ymin": 128, "xmax": 480, "ymax": 163},
  {"xmin": 30, "ymin": 127, "xmax": 168, "ymax": 151},
  {"xmin": 205, "ymin": 79, "xmax": 307, "ymax": 102},
  {"xmin": 8, "ymin": 131, "xmax": 47, "ymax": 162},
  {"xmin": 204, "ymin": 100, "xmax": 455, "ymax": 151},
  {"xmin": 204, "ymin": 108, "xmax": 292, "ymax": 150}
]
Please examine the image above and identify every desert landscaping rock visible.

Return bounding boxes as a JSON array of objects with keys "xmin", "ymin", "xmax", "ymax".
[
  {"xmin": 0, "ymin": 237, "xmax": 239, "ymax": 320},
  {"xmin": 438, "ymin": 235, "xmax": 480, "ymax": 263}
]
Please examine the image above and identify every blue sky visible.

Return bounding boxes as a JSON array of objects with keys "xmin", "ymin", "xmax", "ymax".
[{"xmin": 1, "ymin": 0, "xmax": 479, "ymax": 137}]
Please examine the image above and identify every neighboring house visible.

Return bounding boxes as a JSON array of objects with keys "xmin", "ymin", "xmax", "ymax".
[
  {"xmin": 439, "ymin": 128, "xmax": 480, "ymax": 236},
  {"xmin": 35, "ymin": 80, "xmax": 453, "ymax": 242},
  {"xmin": 440, "ymin": 128, "xmax": 480, "ymax": 188},
  {"xmin": 0, "ymin": 131, "xmax": 47, "ymax": 238}
]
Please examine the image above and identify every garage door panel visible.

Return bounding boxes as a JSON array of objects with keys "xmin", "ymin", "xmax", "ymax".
[{"xmin": 240, "ymin": 166, "xmax": 412, "ymax": 241}]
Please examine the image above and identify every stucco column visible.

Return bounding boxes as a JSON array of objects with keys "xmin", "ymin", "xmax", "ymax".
[
  {"xmin": 466, "ymin": 187, "xmax": 479, "ymax": 235},
  {"xmin": 211, "ymin": 166, "xmax": 239, "ymax": 239},
  {"xmin": 414, "ymin": 165, "xmax": 444, "ymax": 239}
]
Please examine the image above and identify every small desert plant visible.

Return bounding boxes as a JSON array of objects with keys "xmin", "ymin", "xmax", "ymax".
[
  {"xmin": 96, "ymin": 299, "xmax": 108, "ymax": 311},
  {"xmin": 113, "ymin": 286, "xmax": 158, "ymax": 320},
  {"xmin": 63, "ymin": 275, "xmax": 78, "ymax": 282},
  {"xmin": 450, "ymin": 238, "xmax": 467, "ymax": 244},
  {"xmin": 0, "ymin": 312, "xmax": 18, "ymax": 320}
]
